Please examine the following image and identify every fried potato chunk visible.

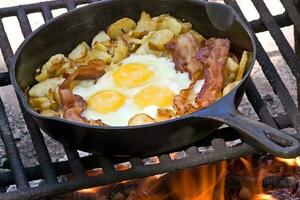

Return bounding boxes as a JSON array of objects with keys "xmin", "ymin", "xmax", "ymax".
[
  {"xmin": 68, "ymin": 42, "xmax": 90, "ymax": 60},
  {"xmin": 223, "ymin": 81, "xmax": 240, "ymax": 96},
  {"xmin": 134, "ymin": 12, "xmax": 158, "ymax": 37},
  {"xmin": 107, "ymin": 18, "xmax": 136, "ymax": 39},
  {"xmin": 92, "ymin": 31, "xmax": 111, "ymax": 46},
  {"xmin": 29, "ymin": 78, "xmax": 65, "ymax": 98},
  {"xmin": 156, "ymin": 108, "xmax": 177, "ymax": 122},
  {"xmin": 158, "ymin": 15, "xmax": 182, "ymax": 35},
  {"xmin": 36, "ymin": 54, "xmax": 71, "ymax": 82},
  {"xmin": 236, "ymin": 51, "xmax": 249, "ymax": 81},
  {"xmin": 148, "ymin": 29, "xmax": 174, "ymax": 51},
  {"xmin": 128, "ymin": 114, "xmax": 156, "ymax": 126}
]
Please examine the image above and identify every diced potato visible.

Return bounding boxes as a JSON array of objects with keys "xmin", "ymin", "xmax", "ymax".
[
  {"xmin": 107, "ymin": 18, "xmax": 136, "ymax": 39},
  {"xmin": 40, "ymin": 109, "xmax": 58, "ymax": 117},
  {"xmin": 158, "ymin": 15, "xmax": 182, "ymax": 35},
  {"xmin": 92, "ymin": 42, "xmax": 107, "ymax": 51},
  {"xmin": 36, "ymin": 54, "xmax": 70, "ymax": 82},
  {"xmin": 68, "ymin": 42, "xmax": 90, "ymax": 60},
  {"xmin": 235, "ymin": 51, "xmax": 249, "ymax": 81},
  {"xmin": 148, "ymin": 29, "xmax": 174, "ymax": 51},
  {"xmin": 29, "ymin": 78, "xmax": 65, "ymax": 98},
  {"xmin": 112, "ymin": 41, "xmax": 129, "ymax": 63},
  {"xmin": 135, "ymin": 34, "xmax": 159, "ymax": 56},
  {"xmin": 92, "ymin": 31, "xmax": 110, "ymax": 46},
  {"xmin": 156, "ymin": 108, "xmax": 176, "ymax": 122},
  {"xmin": 181, "ymin": 22, "xmax": 192, "ymax": 33},
  {"xmin": 226, "ymin": 57, "xmax": 239, "ymax": 72},
  {"xmin": 128, "ymin": 114, "xmax": 156, "ymax": 126},
  {"xmin": 87, "ymin": 50, "xmax": 112, "ymax": 64},
  {"xmin": 189, "ymin": 30, "xmax": 205, "ymax": 44},
  {"xmin": 223, "ymin": 81, "xmax": 240, "ymax": 96},
  {"xmin": 135, "ymin": 12, "xmax": 157, "ymax": 34},
  {"xmin": 29, "ymin": 97, "xmax": 52, "ymax": 111}
]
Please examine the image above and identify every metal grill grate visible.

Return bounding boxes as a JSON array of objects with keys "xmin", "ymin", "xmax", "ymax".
[{"xmin": 0, "ymin": 0, "xmax": 299, "ymax": 199}]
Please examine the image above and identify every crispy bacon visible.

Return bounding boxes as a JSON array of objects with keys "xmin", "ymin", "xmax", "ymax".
[
  {"xmin": 61, "ymin": 59, "xmax": 105, "ymax": 89},
  {"xmin": 166, "ymin": 32, "xmax": 203, "ymax": 78},
  {"xmin": 59, "ymin": 59, "xmax": 105, "ymax": 125},
  {"xmin": 195, "ymin": 38, "xmax": 230, "ymax": 108},
  {"xmin": 173, "ymin": 81, "xmax": 197, "ymax": 115},
  {"xmin": 63, "ymin": 95, "xmax": 87, "ymax": 123},
  {"xmin": 173, "ymin": 38, "xmax": 230, "ymax": 115}
]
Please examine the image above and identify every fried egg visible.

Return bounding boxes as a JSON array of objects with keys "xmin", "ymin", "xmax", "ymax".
[{"xmin": 73, "ymin": 54, "xmax": 196, "ymax": 126}]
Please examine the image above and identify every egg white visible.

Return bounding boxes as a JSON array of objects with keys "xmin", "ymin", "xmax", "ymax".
[{"xmin": 72, "ymin": 54, "xmax": 194, "ymax": 126}]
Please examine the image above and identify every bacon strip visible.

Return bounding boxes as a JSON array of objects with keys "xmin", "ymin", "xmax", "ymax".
[
  {"xmin": 59, "ymin": 59, "xmax": 105, "ymax": 124},
  {"xmin": 173, "ymin": 81, "xmax": 197, "ymax": 115},
  {"xmin": 195, "ymin": 38, "xmax": 230, "ymax": 108},
  {"xmin": 173, "ymin": 38, "xmax": 230, "ymax": 115},
  {"xmin": 166, "ymin": 32, "xmax": 203, "ymax": 78}
]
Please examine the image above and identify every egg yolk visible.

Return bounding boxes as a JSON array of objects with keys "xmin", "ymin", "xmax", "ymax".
[
  {"xmin": 113, "ymin": 63, "xmax": 153, "ymax": 88},
  {"xmin": 134, "ymin": 86, "xmax": 175, "ymax": 108},
  {"xmin": 88, "ymin": 90, "xmax": 126, "ymax": 114}
]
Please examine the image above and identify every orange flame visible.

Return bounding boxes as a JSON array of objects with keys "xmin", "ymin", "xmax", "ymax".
[
  {"xmin": 72, "ymin": 155, "xmax": 300, "ymax": 200},
  {"xmin": 253, "ymin": 194, "xmax": 277, "ymax": 200},
  {"xmin": 276, "ymin": 157, "xmax": 300, "ymax": 167},
  {"xmin": 77, "ymin": 188, "xmax": 98, "ymax": 194}
]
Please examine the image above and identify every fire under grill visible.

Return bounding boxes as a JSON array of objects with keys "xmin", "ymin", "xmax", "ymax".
[{"xmin": 0, "ymin": 0, "xmax": 300, "ymax": 199}]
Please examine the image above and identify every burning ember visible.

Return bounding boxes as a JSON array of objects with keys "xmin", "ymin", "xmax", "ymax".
[{"xmin": 65, "ymin": 155, "xmax": 300, "ymax": 200}]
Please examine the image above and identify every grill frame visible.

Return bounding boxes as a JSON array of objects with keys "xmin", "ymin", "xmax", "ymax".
[{"xmin": 0, "ymin": 0, "xmax": 299, "ymax": 199}]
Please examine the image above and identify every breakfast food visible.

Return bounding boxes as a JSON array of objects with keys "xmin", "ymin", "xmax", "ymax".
[{"xmin": 28, "ymin": 12, "xmax": 249, "ymax": 126}]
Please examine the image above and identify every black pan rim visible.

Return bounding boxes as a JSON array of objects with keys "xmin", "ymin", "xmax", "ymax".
[{"xmin": 10, "ymin": 0, "xmax": 257, "ymax": 131}]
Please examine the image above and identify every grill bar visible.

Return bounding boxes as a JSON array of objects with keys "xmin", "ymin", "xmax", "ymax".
[
  {"xmin": 251, "ymin": 0, "xmax": 300, "ymax": 79},
  {"xmin": 16, "ymin": 8, "xmax": 32, "ymax": 38},
  {"xmin": 0, "ymin": 0, "xmax": 90, "ymax": 17},
  {"xmin": 0, "ymin": 141, "xmax": 256, "ymax": 200},
  {"xmin": 224, "ymin": 0, "xmax": 300, "ymax": 136},
  {"xmin": 250, "ymin": 12, "xmax": 291, "ymax": 33},
  {"xmin": 66, "ymin": 0, "xmax": 76, "ymax": 11},
  {"xmin": 280, "ymin": 0, "xmax": 300, "ymax": 37},
  {"xmin": 63, "ymin": 146, "xmax": 86, "ymax": 179},
  {"xmin": 41, "ymin": 3, "xmax": 53, "ymax": 22},
  {"xmin": 0, "ymin": 99, "xmax": 29, "ymax": 190},
  {"xmin": 14, "ymin": 4, "xmax": 59, "ymax": 184},
  {"xmin": 20, "ymin": 106, "xmax": 58, "ymax": 184},
  {"xmin": 245, "ymin": 79, "xmax": 278, "ymax": 128},
  {"xmin": 0, "ymin": 20, "xmax": 13, "ymax": 67},
  {"xmin": 0, "ymin": 72, "xmax": 10, "ymax": 86}
]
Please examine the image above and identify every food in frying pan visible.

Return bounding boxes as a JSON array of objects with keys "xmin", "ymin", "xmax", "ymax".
[{"xmin": 28, "ymin": 12, "xmax": 249, "ymax": 126}]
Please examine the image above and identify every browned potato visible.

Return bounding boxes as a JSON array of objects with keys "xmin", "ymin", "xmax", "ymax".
[
  {"xmin": 29, "ymin": 97, "xmax": 52, "ymax": 111},
  {"xmin": 156, "ymin": 108, "xmax": 176, "ymax": 122},
  {"xmin": 36, "ymin": 54, "xmax": 71, "ymax": 82},
  {"xmin": 223, "ymin": 81, "xmax": 240, "ymax": 96},
  {"xmin": 92, "ymin": 31, "xmax": 110, "ymax": 46},
  {"xmin": 128, "ymin": 114, "xmax": 156, "ymax": 126},
  {"xmin": 40, "ymin": 109, "xmax": 59, "ymax": 117},
  {"xmin": 181, "ymin": 22, "xmax": 192, "ymax": 33},
  {"xmin": 135, "ymin": 12, "xmax": 157, "ymax": 34},
  {"xmin": 68, "ymin": 42, "xmax": 90, "ymax": 60},
  {"xmin": 236, "ymin": 51, "xmax": 249, "ymax": 81},
  {"xmin": 29, "ymin": 78, "xmax": 64, "ymax": 98},
  {"xmin": 158, "ymin": 15, "xmax": 182, "ymax": 35},
  {"xmin": 148, "ymin": 29, "xmax": 174, "ymax": 51},
  {"xmin": 107, "ymin": 18, "xmax": 136, "ymax": 39},
  {"xmin": 112, "ymin": 40, "xmax": 129, "ymax": 63},
  {"xmin": 226, "ymin": 57, "xmax": 239, "ymax": 73}
]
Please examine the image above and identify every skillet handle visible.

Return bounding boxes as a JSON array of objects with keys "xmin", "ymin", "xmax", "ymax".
[{"xmin": 205, "ymin": 109, "xmax": 300, "ymax": 158}]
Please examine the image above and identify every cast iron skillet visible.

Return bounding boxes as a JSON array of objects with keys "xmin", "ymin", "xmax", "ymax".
[{"xmin": 10, "ymin": 0, "xmax": 300, "ymax": 158}]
